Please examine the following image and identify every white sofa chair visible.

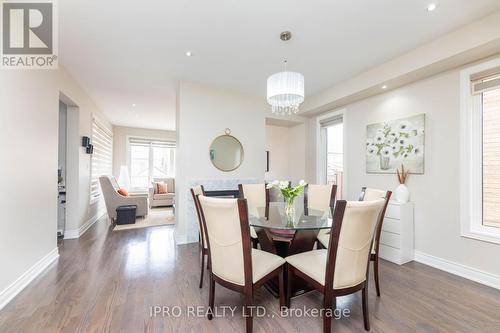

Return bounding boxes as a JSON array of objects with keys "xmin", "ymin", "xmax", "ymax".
[
  {"xmin": 99, "ymin": 176, "xmax": 149, "ymax": 220},
  {"xmin": 149, "ymin": 178, "xmax": 175, "ymax": 207}
]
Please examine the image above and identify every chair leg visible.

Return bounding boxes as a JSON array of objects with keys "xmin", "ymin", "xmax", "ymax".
[
  {"xmin": 199, "ymin": 251, "xmax": 205, "ymax": 288},
  {"xmin": 323, "ymin": 290, "xmax": 334, "ymax": 333},
  {"xmin": 244, "ymin": 290, "xmax": 253, "ymax": 333},
  {"xmin": 278, "ymin": 267, "xmax": 285, "ymax": 308},
  {"xmin": 286, "ymin": 265, "xmax": 293, "ymax": 308},
  {"xmin": 207, "ymin": 275, "xmax": 215, "ymax": 320},
  {"xmin": 373, "ymin": 257, "xmax": 381, "ymax": 297},
  {"xmin": 252, "ymin": 238, "xmax": 258, "ymax": 249},
  {"xmin": 362, "ymin": 286, "xmax": 370, "ymax": 331}
]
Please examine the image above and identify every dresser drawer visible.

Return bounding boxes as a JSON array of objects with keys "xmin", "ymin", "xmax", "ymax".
[
  {"xmin": 380, "ymin": 231, "xmax": 401, "ymax": 249},
  {"xmin": 385, "ymin": 204, "xmax": 401, "ymax": 220},
  {"xmin": 381, "ymin": 217, "xmax": 400, "ymax": 234}
]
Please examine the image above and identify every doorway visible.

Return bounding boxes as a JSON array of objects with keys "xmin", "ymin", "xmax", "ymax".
[{"xmin": 57, "ymin": 101, "xmax": 68, "ymax": 238}]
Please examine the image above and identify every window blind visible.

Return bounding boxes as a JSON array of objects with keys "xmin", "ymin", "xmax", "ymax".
[
  {"xmin": 91, "ymin": 119, "xmax": 113, "ymax": 200},
  {"xmin": 471, "ymin": 66, "xmax": 500, "ymax": 95},
  {"xmin": 482, "ymin": 88, "xmax": 500, "ymax": 228},
  {"xmin": 320, "ymin": 115, "xmax": 343, "ymax": 128},
  {"xmin": 129, "ymin": 137, "xmax": 176, "ymax": 148}
]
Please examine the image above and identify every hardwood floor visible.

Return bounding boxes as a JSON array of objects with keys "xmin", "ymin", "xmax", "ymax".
[{"xmin": 1, "ymin": 216, "xmax": 499, "ymax": 332}]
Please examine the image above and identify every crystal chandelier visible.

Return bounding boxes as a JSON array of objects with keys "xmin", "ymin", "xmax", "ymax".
[{"xmin": 267, "ymin": 32, "xmax": 305, "ymax": 115}]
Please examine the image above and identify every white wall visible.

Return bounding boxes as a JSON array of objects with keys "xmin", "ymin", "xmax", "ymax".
[
  {"xmin": 265, "ymin": 125, "xmax": 289, "ymax": 181},
  {"xmin": 112, "ymin": 126, "xmax": 176, "ymax": 178},
  {"xmin": 0, "ymin": 67, "xmax": 111, "ymax": 308},
  {"xmin": 58, "ymin": 69, "xmax": 113, "ymax": 237},
  {"xmin": 175, "ymin": 81, "xmax": 266, "ymax": 243},
  {"xmin": 308, "ymin": 67, "xmax": 500, "ymax": 277},
  {"xmin": 265, "ymin": 124, "xmax": 306, "ymax": 183}
]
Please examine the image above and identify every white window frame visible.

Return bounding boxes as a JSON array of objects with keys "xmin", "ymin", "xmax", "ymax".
[
  {"xmin": 316, "ymin": 109, "xmax": 346, "ymax": 197},
  {"xmin": 127, "ymin": 136, "xmax": 176, "ymax": 190},
  {"xmin": 460, "ymin": 57, "xmax": 500, "ymax": 245}
]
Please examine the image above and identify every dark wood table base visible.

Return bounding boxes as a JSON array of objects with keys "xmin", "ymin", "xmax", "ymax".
[{"xmin": 254, "ymin": 227, "xmax": 320, "ymax": 298}]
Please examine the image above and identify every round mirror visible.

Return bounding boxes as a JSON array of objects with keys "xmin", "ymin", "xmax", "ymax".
[{"xmin": 209, "ymin": 134, "xmax": 244, "ymax": 172}]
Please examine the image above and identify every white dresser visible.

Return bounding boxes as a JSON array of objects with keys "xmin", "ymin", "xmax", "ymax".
[{"xmin": 378, "ymin": 201, "xmax": 414, "ymax": 265}]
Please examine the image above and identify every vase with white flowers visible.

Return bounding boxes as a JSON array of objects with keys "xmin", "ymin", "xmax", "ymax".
[{"xmin": 266, "ymin": 180, "xmax": 308, "ymax": 218}]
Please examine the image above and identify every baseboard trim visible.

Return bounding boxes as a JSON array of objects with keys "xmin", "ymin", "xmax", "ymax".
[
  {"xmin": 0, "ymin": 247, "xmax": 59, "ymax": 310},
  {"xmin": 64, "ymin": 211, "xmax": 106, "ymax": 239},
  {"xmin": 414, "ymin": 250, "xmax": 500, "ymax": 290}
]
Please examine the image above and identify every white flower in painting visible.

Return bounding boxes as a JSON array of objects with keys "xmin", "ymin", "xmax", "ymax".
[
  {"xmin": 279, "ymin": 181, "xmax": 289, "ymax": 189},
  {"xmin": 389, "ymin": 131, "xmax": 398, "ymax": 138},
  {"xmin": 397, "ymin": 136, "xmax": 408, "ymax": 146},
  {"xmin": 398, "ymin": 121, "xmax": 412, "ymax": 131},
  {"xmin": 299, "ymin": 180, "xmax": 307, "ymax": 187},
  {"xmin": 366, "ymin": 138, "xmax": 374, "ymax": 147},
  {"xmin": 380, "ymin": 146, "xmax": 392, "ymax": 157},
  {"xmin": 391, "ymin": 143, "xmax": 401, "ymax": 153},
  {"xmin": 366, "ymin": 146, "xmax": 377, "ymax": 157},
  {"xmin": 374, "ymin": 133, "xmax": 385, "ymax": 144},
  {"xmin": 401, "ymin": 151, "xmax": 409, "ymax": 158},
  {"xmin": 412, "ymin": 145, "xmax": 424, "ymax": 157}
]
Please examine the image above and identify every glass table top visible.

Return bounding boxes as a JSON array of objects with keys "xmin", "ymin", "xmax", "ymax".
[{"xmin": 249, "ymin": 203, "xmax": 332, "ymax": 231}]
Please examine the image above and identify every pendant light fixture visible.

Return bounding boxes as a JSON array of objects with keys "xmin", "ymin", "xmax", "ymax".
[{"xmin": 267, "ymin": 31, "xmax": 305, "ymax": 115}]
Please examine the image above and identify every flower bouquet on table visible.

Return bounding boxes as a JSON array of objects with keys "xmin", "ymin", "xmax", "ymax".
[{"xmin": 266, "ymin": 180, "xmax": 308, "ymax": 218}]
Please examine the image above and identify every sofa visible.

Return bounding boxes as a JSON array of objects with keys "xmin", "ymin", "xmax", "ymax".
[
  {"xmin": 149, "ymin": 178, "xmax": 175, "ymax": 207},
  {"xmin": 99, "ymin": 176, "xmax": 149, "ymax": 220}
]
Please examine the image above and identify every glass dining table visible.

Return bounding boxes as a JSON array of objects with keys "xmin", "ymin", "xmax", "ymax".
[{"xmin": 248, "ymin": 203, "xmax": 332, "ymax": 297}]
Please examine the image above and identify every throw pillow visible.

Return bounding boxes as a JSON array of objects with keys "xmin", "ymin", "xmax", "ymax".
[
  {"xmin": 117, "ymin": 188, "xmax": 129, "ymax": 197},
  {"xmin": 157, "ymin": 182, "xmax": 168, "ymax": 194}
]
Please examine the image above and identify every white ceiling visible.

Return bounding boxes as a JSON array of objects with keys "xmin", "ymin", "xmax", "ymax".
[{"xmin": 60, "ymin": 0, "xmax": 500, "ymax": 131}]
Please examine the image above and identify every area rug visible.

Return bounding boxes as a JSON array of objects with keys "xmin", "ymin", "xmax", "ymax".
[{"xmin": 113, "ymin": 207, "xmax": 175, "ymax": 231}]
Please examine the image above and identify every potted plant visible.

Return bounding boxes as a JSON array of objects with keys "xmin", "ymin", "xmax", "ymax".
[{"xmin": 266, "ymin": 180, "xmax": 307, "ymax": 218}]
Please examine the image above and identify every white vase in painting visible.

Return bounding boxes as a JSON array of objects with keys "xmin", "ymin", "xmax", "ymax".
[{"xmin": 394, "ymin": 184, "xmax": 410, "ymax": 203}]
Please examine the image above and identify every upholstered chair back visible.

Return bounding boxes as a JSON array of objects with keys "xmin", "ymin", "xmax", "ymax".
[
  {"xmin": 360, "ymin": 188, "xmax": 387, "ymax": 201},
  {"xmin": 330, "ymin": 199, "xmax": 385, "ymax": 289},
  {"xmin": 198, "ymin": 196, "xmax": 248, "ymax": 286},
  {"xmin": 191, "ymin": 185, "xmax": 207, "ymax": 249},
  {"xmin": 239, "ymin": 184, "xmax": 267, "ymax": 217},
  {"xmin": 306, "ymin": 184, "xmax": 335, "ymax": 212},
  {"xmin": 153, "ymin": 177, "xmax": 175, "ymax": 193}
]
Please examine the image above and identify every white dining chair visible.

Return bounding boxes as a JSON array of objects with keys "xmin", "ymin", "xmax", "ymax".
[
  {"xmin": 305, "ymin": 184, "xmax": 337, "ymax": 245},
  {"xmin": 198, "ymin": 195, "xmax": 285, "ymax": 333},
  {"xmin": 285, "ymin": 199, "xmax": 386, "ymax": 333},
  {"xmin": 238, "ymin": 183, "xmax": 269, "ymax": 248},
  {"xmin": 191, "ymin": 185, "xmax": 208, "ymax": 288},
  {"xmin": 317, "ymin": 187, "xmax": 391, "ymax": 297}
]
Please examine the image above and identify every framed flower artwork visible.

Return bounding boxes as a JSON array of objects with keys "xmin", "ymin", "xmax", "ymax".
[{"xmin": 366, "ymin": 114, "xmax": 425, "ymax": 174}]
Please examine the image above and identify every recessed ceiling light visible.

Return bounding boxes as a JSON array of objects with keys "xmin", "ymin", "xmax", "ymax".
[
  {"xmin": 132, "ymin": 103, "xmax": 136, "ymax": 107},
  {"xmin": 381, "ymin": 85, "xmax": 388, "ymax": 90},
  {"xmin": 427, "ymin": 3, "xmax": 437, "ymax": 12},
  {"xmin": 185, "ymin": 51, "xmax": 192, "ymax": 57}
]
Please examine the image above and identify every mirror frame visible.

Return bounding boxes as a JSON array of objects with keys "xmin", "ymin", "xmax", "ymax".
[{"xmin": 209, "ymin": 133, "xmax": 244, "ymax": 172}]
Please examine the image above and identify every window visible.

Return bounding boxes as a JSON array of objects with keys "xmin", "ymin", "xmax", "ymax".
[
  {"xmin": 129, "ymin": 138, "xmax": 176, "ymax": 189},
  {"xmin": 460, "ymin": 58, "xmax": 500, "ymax": 244},
  {"xmin": 90, "ymin": 118, "xmax": 113, "ymax": 201},
  {"xmin": 318, "ymin": 111, "xmax": 344, "ymax": 198}
]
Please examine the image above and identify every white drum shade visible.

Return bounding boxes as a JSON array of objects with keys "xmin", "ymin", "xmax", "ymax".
[{"xmin": 267, "ymin": 71, "xmax": 304, "ymax": 115}]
